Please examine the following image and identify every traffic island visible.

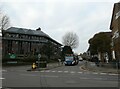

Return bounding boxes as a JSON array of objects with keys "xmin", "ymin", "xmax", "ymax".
[{"xmin": 27, "ymin": 62, "xmax": 63, "ymax": 71}]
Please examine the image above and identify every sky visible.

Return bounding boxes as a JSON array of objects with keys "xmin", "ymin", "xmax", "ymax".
[{"xmin": 0, "ymin": 0, "xmax": 119, "ymax": 54}]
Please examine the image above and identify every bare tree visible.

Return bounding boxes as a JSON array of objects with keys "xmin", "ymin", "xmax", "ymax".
[
  {"xmin": 0, "ymin": 10, "xmax": 10, "ymax": 31},
  {"xmin": 62, "ymin": 32, "xmax": 79, "ymax": 49}
]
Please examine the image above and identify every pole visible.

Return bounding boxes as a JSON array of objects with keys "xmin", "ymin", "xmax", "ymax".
[{"xmin": 38, "ymin": 54, "xmax": 41, "ymax": 68}]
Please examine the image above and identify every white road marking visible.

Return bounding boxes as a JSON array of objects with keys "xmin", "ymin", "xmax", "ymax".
[
  {"xmin": 58, "ymin": 71, "xmax": 63, "ymax": 73},
  {"xmin": 34, "ymin": 71, "xmax": 39, "ymax": 72},
  {"xmin": 78, "ymin": 72, "xmax": 83, "ymax": 74},
  {"xmin": 100, "ymin": 73, "xmax": 107, "ymax": 75},
  {"xmin": 40, "ymin": 71, "xmax": 45, "ymax": 72},
  {"xmin": 108, "ymin": 73, "xmax": 118, "ymax": 76},
  {"xmin": 0, "ymin": 77, "xmax": 5, "ymax": 80},
  {"xmin": 45, "ymin": 70, "xmax": 50, "ymax": 72},
  {"xmin": 93, "ymin": 78, "xmax": 103, "ymax": 80},
  {"xmin": 41, "ymin": 75, "xmax": 58, "ymax": 78},
  {"xmin": 92, "ymin": 72, "xmax": 98, "ymax": 74},
  {"xmin": 0, "ymin": 70, "xmax": 7, "ymax": 72},
  {"xmin": 64, "ymin": 71, "xmax": 68, "ymax": 73},
  {"xmin": 28, "ymin": 69, "xmax": 119, "ymax": 76},
  {"xmin": 51, "ymin": 71, "xmax": 56, "ymax": 72},
  {"xmin": 70, "ymin": 71, "xmax": 75, "ymax": 73},
  {"xmin": 80, "ymin": 77, "xmax": 90, "ymax": 80}
]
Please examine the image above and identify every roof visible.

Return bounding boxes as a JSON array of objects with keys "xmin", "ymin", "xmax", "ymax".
[
  {"xmin": 110, "ymin": 2, "xmax": 120, "ymax": 30},
  {"xmin": 3, "ymin": 27, "xmax": 62, "ymax": 46},
  {"xmin": 6, "ymin": 27, "xmax": 50, "ymax": 37}
]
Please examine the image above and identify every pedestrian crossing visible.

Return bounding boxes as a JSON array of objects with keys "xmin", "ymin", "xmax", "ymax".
[
  {"xmin": 1, "ymin": 69, "xmax": 119, "ymax": 76},
  {"xmin": 36, "ymin": 70, "xmax": 119, "ymax": 76},
  {"xmin": 0, "ymin": 70, "xmax": 7, "ymax": 72}
]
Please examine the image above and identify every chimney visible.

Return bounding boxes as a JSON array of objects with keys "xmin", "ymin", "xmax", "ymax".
[{"xmin": 36, "ymin": 27, "xmax": 41, "ymax": 31}]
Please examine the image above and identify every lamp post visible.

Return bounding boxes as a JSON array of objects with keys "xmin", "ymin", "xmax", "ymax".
[{"xmin": 38, "ymin": 53, "xmax": 41, "ymax": 68}]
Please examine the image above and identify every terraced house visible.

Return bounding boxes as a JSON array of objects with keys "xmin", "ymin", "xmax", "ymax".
[
  {"xmin": 110, "ymin": 2, "xmax": 120, "ymax": 61},
  {"xmin": 2, "ymin": 27, "xmax": 62, "ymax": 62}
]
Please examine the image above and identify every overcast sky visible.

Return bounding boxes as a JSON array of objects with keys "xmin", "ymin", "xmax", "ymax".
[{"xmin": 0, "ymin": 0, "xmax": 119, "ymax": 54}]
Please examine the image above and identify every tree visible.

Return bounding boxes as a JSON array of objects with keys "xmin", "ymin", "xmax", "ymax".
[
  {"xmin": 88, "ymin": 32, "xmax": 112, "ymax": 62},
  {"xmin": 62, "ymin": 46, "xmax": 73, "ymax": 55},
  {"xmin": 62, "ymin": 32, "xmax": 79, "ymax": 49},
  {"xmin": 0, "ymin": 9, "xmax": 10, "ymax": 31},
  {"xmin": 61, "ymin": 46, "xmax": 73, "ymax": 61},
  {"xmin": 41, "ymin": 41, "xmax": 55, "ymax": 61},
  {"xmin": 88, "ymin": 32, "xmax": 111, "ymax": 54}
]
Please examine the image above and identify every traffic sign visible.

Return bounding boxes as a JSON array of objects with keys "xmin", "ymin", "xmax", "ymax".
[
  {"xmin": 10, "ymin": 54, "xmax": 16, "ymax": 59},
  {"xmin": 38, "ymin": 54, "xmax": 41, "ymax": 59}
]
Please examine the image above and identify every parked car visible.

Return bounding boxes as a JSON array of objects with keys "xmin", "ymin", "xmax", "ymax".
[{"xmin": 78, "ymin": 56, "xmax": 83, "ymax": 61}]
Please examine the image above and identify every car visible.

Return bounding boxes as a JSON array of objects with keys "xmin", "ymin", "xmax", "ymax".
[{"xmin": 78, "ymin": 56, "xmax": 83, "ymax": 61}]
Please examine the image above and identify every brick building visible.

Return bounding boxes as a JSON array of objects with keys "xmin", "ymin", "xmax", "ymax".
[
  {"xmin": 0, "ymin": 36, "xmax": 2, "ymax": 50},
  {"xmin": 2, "ymin": 27, "xmax": 62, "ymax": 61},
  {"xmin": 110, "ymin": 2, "xmax": 120, "ymax": 61}
]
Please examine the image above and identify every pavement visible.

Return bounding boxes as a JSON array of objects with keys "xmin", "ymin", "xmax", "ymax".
[
  {"xmin": 27, "ymin": 62, "xmax": 63, "ymax": 71},
  {"xmin": 81, "ymin": 61, "xmax": 120, "ymax": 74}
]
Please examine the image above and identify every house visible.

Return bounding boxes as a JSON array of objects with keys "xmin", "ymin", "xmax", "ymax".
[
  {"xmin": 110, "ymin": 2, "xmax": 120, "ymax": 61},
  {"xmin": 2, "ymin": 27, "xmax": 62, "ymax": 61}
]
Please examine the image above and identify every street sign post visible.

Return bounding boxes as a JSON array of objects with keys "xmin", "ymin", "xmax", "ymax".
[{"xmin": 38, "ymin": 54, "xmax": 41, "ymax": 68}]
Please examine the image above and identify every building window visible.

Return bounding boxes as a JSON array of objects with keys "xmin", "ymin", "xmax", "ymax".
[
  {"xmin": 115, "ymin": 11, "xmax": 120, "ymax": 19},
  {"xmin": 113, "ymin": 30, "xmax": 119, "ymax": 39}
]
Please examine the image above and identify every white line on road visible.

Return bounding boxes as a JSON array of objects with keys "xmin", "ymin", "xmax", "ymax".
[
  {"xmin": 34, "ymin": 71, "xmax": 39, "ymax": 72},
  {"xmin": 78, "ymin": 72, "xmax": 83, "ymax": 74},
  {"xmin": 70, "ymin": 71, "xmax": 75, "ymax": 73},
  {"xmin": 64, "ymin": 71, "xmax": 68, "ymax": 73},
  {"xmin": 0, "ymin": 70, "xmax": 7, "ymax": 72},
  {"xmin": 41, "ymin": 75, "xmax": 59, "ymax": 78},
  {"xmin": 108, "ymin": 73, "xmax": 118, "ymax": 76},
  {"xmin": 80, "ymin": 77, "xmax": 90, "ymax": 80},
  {"xmin": 92, "ymin": 72, "xmax": 98, "ymax": 74},
  {"xmin": 93, "ymin": 78, "xmax": 103, "ymax": 80},
  {"xmin": 40, "ymin": 71, "xmax": 45, "ymax": 72},
  {"xmin": 100, "ymin": 73, "xmax": 107, "ymax": 75},
  {"xmin": 45, "ymin": 70, "xmax": 50, "ymax": 72},
  {"xmin": 51, "ymin": 71, "xmax": 56, "ymax": 72},
  {"xmin": 58, "ymin": 71, "xmax": 63, "ymax": 73},
  {"xmin": 84, "ymin": 72, "xmax": 90, "ymax": 74},
  {"xmin": 0, "ymin": 77, "xmax": 5, "ymax": 80}
]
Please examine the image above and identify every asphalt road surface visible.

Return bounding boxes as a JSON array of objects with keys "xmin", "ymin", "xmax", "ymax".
[{"xmin": 1, "ymin": 61, "xmax": 119, "ymax": 88}]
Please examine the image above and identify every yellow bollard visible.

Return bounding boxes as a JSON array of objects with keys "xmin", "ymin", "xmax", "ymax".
[{"xmin": 32, "ymin": 63, "xmax": 37, "ymax": 69}]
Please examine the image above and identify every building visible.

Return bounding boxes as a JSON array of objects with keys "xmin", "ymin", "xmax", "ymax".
[
  {"xmin": 0, "ymin": 36, "xmax": 2, "ymax": 50},
  {"xmin": 0, "ymin": 36, "xmax": 2, "ymax": 60},
  {"xmin": 110, "ymin": 2, "xmax": 120, "ymax": 61},
  {"xmin": 2, "ymin": 27, "xmax": 62, "ymax": 61}
]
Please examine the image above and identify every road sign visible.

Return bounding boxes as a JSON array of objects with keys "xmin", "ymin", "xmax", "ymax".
[
  {"xmin": 10, "ymin": 54, "xmax": 16, "ymax": 59},
  {"xmin": 38, "ymin": 54, "xmax": 41, "ymax": 59}
]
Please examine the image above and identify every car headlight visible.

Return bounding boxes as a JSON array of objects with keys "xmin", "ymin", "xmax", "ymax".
[
  {"xmin": 64, "ymin": 62, "xmax": 67, "ymax": 64},
  {"xmin": 72, "ymin": 61, "xmax": 75, "ymax": 64}
]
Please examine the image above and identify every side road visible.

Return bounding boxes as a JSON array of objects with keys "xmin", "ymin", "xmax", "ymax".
[{"xmin": 81, "ymin": 61, "xmax": 119, "ymax": 74}]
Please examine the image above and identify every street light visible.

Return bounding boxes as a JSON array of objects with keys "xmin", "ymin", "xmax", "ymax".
[{"xmin": 38, "ymin": 53, "xmax": 41, "ymax": 68}]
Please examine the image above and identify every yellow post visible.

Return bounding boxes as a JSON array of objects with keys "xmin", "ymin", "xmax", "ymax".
[{"xmin": 32, "ymin": 63, "xmax": 36, "ymax": 69}]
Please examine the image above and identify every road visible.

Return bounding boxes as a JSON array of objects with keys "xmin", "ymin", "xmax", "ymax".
[{"xmin": 1, "ymin": 61, "xmax": 119, "ymax": 88}]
